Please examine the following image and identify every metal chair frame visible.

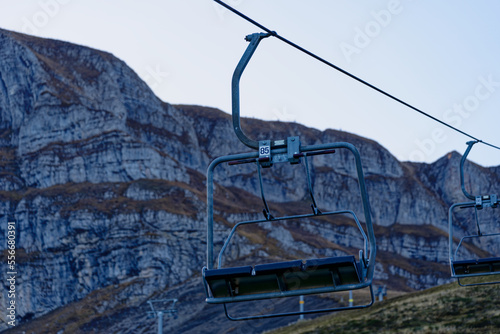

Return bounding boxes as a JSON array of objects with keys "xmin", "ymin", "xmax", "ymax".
[
  {"xmin": 202, "ymin": 32, "xmax": 376, "ymax": 320},
  {"xmin": 449, "ymin": 141, "xmax": 500, "ymax": 286}
]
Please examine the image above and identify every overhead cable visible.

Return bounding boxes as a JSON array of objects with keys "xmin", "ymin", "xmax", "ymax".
[{"xmin": 213, "ymin": 0, "xmax": 500, "ymax": 151}]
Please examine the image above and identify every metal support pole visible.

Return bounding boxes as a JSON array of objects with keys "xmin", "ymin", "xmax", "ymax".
[
  {"xmin": 147, "ymin": 299, "xmax": 176, "ymax": 334},
  {"xmin": 158, "ymin": 311, "xmax": 163, "ymax": 334},
  {"xmin": 299, "ymin": 295, "xmax": 304, "ymax": 320},
  {"xmin": 349, "ymin": 291, "xmax": 353, "ymax": 307}
]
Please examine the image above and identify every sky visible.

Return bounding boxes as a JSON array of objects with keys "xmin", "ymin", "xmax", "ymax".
[{"xmin": 1, "ymin": 0, "xmax": 500, "ymax": 167}]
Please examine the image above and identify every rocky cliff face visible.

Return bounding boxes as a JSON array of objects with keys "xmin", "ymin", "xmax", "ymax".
[{"xmin": 0, "ymin": 29, "xmax": 499, "ymax": 333}]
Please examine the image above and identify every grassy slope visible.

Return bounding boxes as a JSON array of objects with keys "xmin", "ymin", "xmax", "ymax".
[{"xmin": 268, "ymin": 280, "xmax": 500, "ymax": 334}]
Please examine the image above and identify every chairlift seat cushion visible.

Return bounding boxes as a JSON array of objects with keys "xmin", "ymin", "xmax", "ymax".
[
  {"xmin": 480, "ymin": 257, "xmax": 500, "ymax": 272},
  {"xmin": 205, "ymin": 265, "xmax": 283, "ymax": 297},
  {"xmin": 478, "ymin": 257, "xmax": 500, "ymax": 265},
  {"xmin": 204, "ymin": 266, "xmax": 253, "ymax": 279},
  {"xmin": 254, "ymin": 260, "xmax": 303, "ymax": 275},
  {"xmin": 302, "ymin": 255, "xmax": 361, "ymax": 288},
  {"xmin": 253, "ymin": 260, "xmax": 304, "ymax": 293},
  {"xmin": 204, "ymin": 266, "xmax": 253, "ymax": 298},
  {"xmin": 205, "ymin": 256, "xmax": 363, "ymax": 299},
  {"xmin": 453, "ymin": 257, "xmax": 500, "ymax": 275},
  {"xmin": 305, "ymin": 255, "xmax": 358, "ymax": 269}
]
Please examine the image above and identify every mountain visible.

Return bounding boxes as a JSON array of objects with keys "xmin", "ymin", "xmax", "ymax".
[{"xmin": 0, "ymin": 28, "xmax": 499, "ymax": 333}]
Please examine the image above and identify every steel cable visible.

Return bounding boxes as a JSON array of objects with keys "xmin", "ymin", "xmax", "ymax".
[{"xmin": 213, "ymin": 0, "xmax": 500, "ymax": 151}]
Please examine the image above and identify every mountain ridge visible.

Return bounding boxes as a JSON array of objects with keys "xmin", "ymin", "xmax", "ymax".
[{"xmin": 0, "ymin": 29, "xmax": 499, "ymax": 333}]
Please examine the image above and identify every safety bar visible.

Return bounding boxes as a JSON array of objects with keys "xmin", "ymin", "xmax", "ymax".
[{"xmin": 221, "ymin": 285, "xmax": 374, "ymax": 321}]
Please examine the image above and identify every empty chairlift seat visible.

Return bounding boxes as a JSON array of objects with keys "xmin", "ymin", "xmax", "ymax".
[
  {"xmin": 204, "ymin": 256, "xmax": 362, "ymax": 301},
  {"xmin": 203, "ymin": 32, "xmax": 376, "ymax": 318},
  {"xmin": 203, "ymin": 140, "xmax": 376, "ymax": 314},
  {"xmin": 452, "ymin": 257, "xmax": 500, "ymax": 276},
  {"xmin": 204, "ymin": 265, "xmax": 254, "ymax": 298},
  {"xmin": 448, "ymin": 141, "xmax": 500, "ymax": 286}
]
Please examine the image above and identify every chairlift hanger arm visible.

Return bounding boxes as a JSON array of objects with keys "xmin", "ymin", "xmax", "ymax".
[
  {"xmin": 459, "ymin": 141, "xmax": 499, "ymax": 208},
  {"xmin": 460, "ymin": 141, "xmax": 479, "ymax": 200},
  {"xmin": 232, "ymin": 32, "xmax": 279, "ymax": 150}
]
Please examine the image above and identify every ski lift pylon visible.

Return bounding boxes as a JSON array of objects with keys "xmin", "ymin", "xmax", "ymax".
[
  {"xmin": 202, "ymin": 32, "xmax": 376, "ymax": 320},
  {"xmin": 448, "ymin": 141, "xmax": 500, "ymax": 286}
]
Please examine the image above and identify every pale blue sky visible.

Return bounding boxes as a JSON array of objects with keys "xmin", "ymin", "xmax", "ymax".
[{"xmin": 1, "ymin": 0, "xmax": 500, "ymax": 167}]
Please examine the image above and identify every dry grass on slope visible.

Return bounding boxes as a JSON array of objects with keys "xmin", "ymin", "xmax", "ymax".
[{"xmin": 268, "ymin": 279, "xmax": 500, "ymax": 334}]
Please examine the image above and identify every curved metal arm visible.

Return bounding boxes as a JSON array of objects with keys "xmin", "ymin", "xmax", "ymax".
[
  {"xmin": 232, "ymin": 32, "xmax": 273, "ymax": 149},
  {"xmin": 460, "ymin": 141, "xmax": 479, "ymax": 200}
]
